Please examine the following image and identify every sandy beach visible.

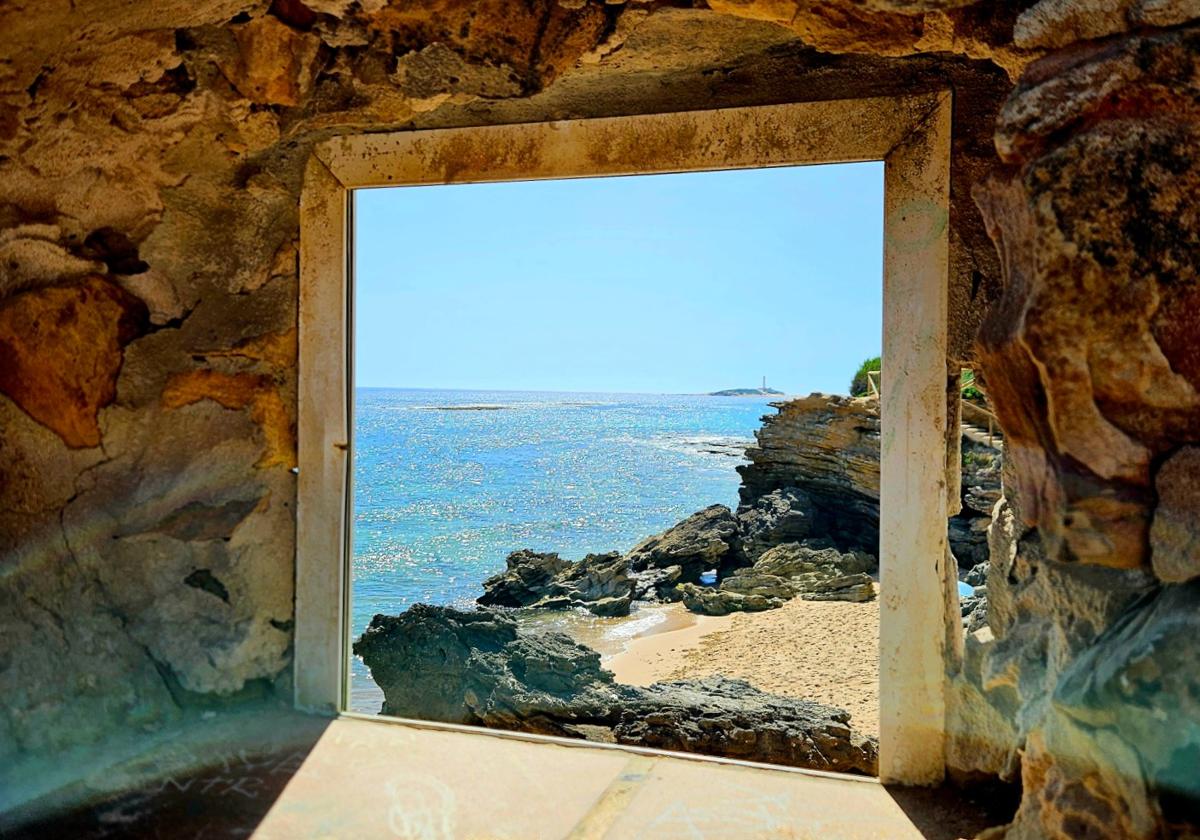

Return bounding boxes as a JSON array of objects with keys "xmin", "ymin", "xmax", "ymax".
[{"xmin": 605, "ymin": 596, "xmax": 880, "ymax": 738}]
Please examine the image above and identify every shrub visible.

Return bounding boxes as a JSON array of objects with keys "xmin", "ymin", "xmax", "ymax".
[{"xmin": 850, "ymin": 356, "xmax": 881, "ymax": 397}]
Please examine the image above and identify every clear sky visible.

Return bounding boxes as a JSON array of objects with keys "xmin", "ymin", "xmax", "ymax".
[{"xmin": 354, "ymin": 161, "xmax": 883, "ymax": 395}]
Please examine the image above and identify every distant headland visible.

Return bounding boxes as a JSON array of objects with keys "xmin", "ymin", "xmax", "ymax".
[{"xmin": 708, "ymin": 387, "xmax": 785, "ymax": 397}]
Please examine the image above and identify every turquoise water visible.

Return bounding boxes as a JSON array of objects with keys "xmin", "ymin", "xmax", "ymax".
[{"xmin": 350, "ymin": 387, "xmax": 777, "ymax": 709}]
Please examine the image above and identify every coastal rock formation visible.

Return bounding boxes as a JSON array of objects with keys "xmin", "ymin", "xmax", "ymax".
[
  {"xmin": 355, "ymin": 604, "xmax": 877, "ymax": 775},
  {"xmin": 476, "ymin": 550, "xmax": 572, "ymax": 608},
  {"xmin": 625, "ymin": 505, "xmax": 740, "ymax": 582},
  {"xmin": 739, "ymin": 393, "xmax": 1003, "ymax": 567},
  {"xmin": 353, "ymin": 604, "xmax": 621, "ymax": 733},
  {"xmin": 738, "ymin": 395, "xmax": 880, "ymax": 553},
  {"xmin": 477, "ymin": 550, "xmax": 635, "ymax": 616},
  {"xmin": 615, "ymin": 676, "xmax": 878, "ymax": 776},
  {"xmin": 678, "ymin": 583, "xmax": 785, "ymax": 616},
  {"xmin": 734, "ymin": 487, "xmax": 816, "ymax": 563},
  {"xmin": 681, "ymin": 542, "xmax": 877, "ymax": 616}
]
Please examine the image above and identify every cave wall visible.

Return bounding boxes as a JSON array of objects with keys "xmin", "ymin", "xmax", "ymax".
[
  {"xmin": 942, "ymin": 10, "xmax": 1200, "ymax": 838},
  {"xmin": 1, "ymin": 0, "xmax": 1198, "ymax": 836}
]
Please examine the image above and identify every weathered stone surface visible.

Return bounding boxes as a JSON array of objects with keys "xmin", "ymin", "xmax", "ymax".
[
  {"xmin": 997, "ymin": 26, "xmax": 1200, "ymax": 165},
  {"xmin": 477, "ymin": 550, "xmax": 573, "ymax": 608},
  {"xmin": 630, "ymin": 564, "xmax": 684, "ymax": 602},
  {"xmin": 1014, "ymin": 0, "xmax": 1200, "ymax": 49},
  {"xmin": 0, "ymin": 276, "xmax": 147, "ymax": 448},
  {"xmin": 678, "ymin": 583, "xmax": 785, "ymax": 616},
  {"xmin": 999, "ymin": 582, "xmax": 1200, "ymax": 838},
  {"xmin": 975, "ymin": 118, "xmax": 1200, "ymax": 570},
  {"xmin": 681, "ymin": 542, "xmax": 877, "ymax": 616},
  {"xmin": 477, "ymin": 550, "xmax": 638, "ymax": 616},
  {"xmin": 217, "ymin": 16, "xmax": 322, "ymax": 106},
  {"xmin": 1150, "ymin": 447, "xmax": 1200, "ymax": 583},
  {"xmin": 625, "ymin": 505, "xmax": 739, "ymax": 583},
  {"xmin": 738, "ymin": 395, "xmax": 881, "ymax": 552},
  {"xmin": 803, "ymin": 573, "xmax": 876, "ymax": 603},
  {"xmin": 614, "ymin": 676, "xmax": 878, "ymax": 776},
  {"xmin": 353, "ymin": 604, "xmax": 621, "ymax": 733},
  {"xmin": 355, "ymin": 604, "xmax": 877, "ymax": 774},
  {"xmin": 161, "ymin": 370, "xmax": 295, "ymax": 469},
  {"xmin": 754, "ymin": 542, "xmax": 877, "ymax": 579},
  {"xmin": 734, "ymin": 487, "xmax": 816, "ymax": 563}
]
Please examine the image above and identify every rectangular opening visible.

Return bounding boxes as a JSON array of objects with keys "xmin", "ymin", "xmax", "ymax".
[
  {"xmin": 297, "ymin": 96, "xmax": 952, "ymax": 785},
  {"xmin": 347, "ymin": 164, "xmax": 886, "ymax": 776}
]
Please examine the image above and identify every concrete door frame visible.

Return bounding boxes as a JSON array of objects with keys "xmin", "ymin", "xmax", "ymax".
[{"xmin": 296, "ymin": 94, "xmax": 953, "ymax": 785}]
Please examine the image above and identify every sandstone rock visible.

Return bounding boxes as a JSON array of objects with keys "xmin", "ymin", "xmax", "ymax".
[
  {"xmin": 802, "ymin": 573, "xmax": 876, "ymax": 603},
  {"xmin": 219, "ymin": 16, "xmax": 322, "ymax": 107},
  {"xmin": 557, "ymin": 551, "xmax": 635, "ymax": 605},
  {"xmin": 960, "ymin": 588, "xmax": 988, "ymax": 632},
  {"xmin": 1006, "ymin": 581, "xmax": 1200, "ymax": 837},
  {"xmin": 738, "ymin": 395, "xmax": 881, "ymax": 553},
  {"xmin": 355, "ymin": 604, "xmax": 877, "ymax": 774},
  {"xmin": 678, "ymin": 582, "xmax": 785, "ymax": 616},
  {"xmin": 963, "ymin": 561, "xmax": 988, "ymax": 587},
  {"xmin": 625, "ymin": 505, "xmax": 739, "ymax": 583},
  {"xmin": 975, "ymin": 112, "xmax": 1200, "ymax": 570},
  {"xmin": 0, "ymin": 276, "xmax": 148, "ymax": 448},
  {"xmin": 353, "ymin": 604, "xmax": 621, "ymax": 733},
  {"xmin": 1014, "ymin": 0, "xmax": 1200, "ymax": 49},
  {"xmin": 680, "ymin": 542, "xmax": 877, "ymax": 615},
  {"xmin": 734, "ymin": 487, "xmax": 816, "ymax": 563},
  {"xmin": 630, "ymin": 564, "xmax": 684, "ymax": 602},
  {"xmin": 1150, "ymin": 447, "xmax": 1200, "ymax": 584},
  {"xmin": 949, "ymin": 513, "xmax": 994, "ymax": 569},
  {"xmin": 718, "ymin": 570, "xmax": 800, "ymax": 599},
  {"xmin": 754, "ymin": 542, "xmax": 877, "ymax": 580}
]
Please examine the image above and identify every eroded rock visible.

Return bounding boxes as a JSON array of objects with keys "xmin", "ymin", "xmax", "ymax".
[
  {"xmin": 735, "ymin": 487, "xmax": 816, "ymax": 563},
  {"xmin": 355, "ymin": 604, "xmax": 878, "ymax": 775},
  {"xmin": 625, "ymin": 505, "xmax": 739, "ymax": 583},
  {"xmin": 680, "ymin": 542, "xmax": 877, "ymax": 616},
  {"xmin": 738, "ymin": 395, "xmax": 881, "ymax": 553},
  {"xmin": 1150, "ymin": 447, "xmax": 1200, "ymax": 584},
  {"xmin": 0, "ymin": 276, "xmax": 148, "ymax": 448},
  {"xmin": 477, "ymin": 550, "xmax": 636, "ymax": 616},
  {"xmin": 615, "ymin": 676, "xmax": 878, "ymax": 776}
]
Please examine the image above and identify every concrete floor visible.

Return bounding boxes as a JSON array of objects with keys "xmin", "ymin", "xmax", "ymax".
[{"xmin": 4, "ymin": 710, "xmax": 1006, "ymax": 839}]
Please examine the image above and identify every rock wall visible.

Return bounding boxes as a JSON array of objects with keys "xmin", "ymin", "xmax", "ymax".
[
  {"xmin": 739, "ymin": 395, "xmax": 882, "ymax": 551},
  {"xmin": 738, "ymin": 393, "xmax": 1001, "ymax": 565},
  {"xmin": 944, "ymin": 13, "xmax": 1200, "ymax": 838}
]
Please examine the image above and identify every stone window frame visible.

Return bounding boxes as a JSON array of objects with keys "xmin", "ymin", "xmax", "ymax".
[{"xmin": 296, "ymin": 93, "xmax": 953, "ymax": 786}]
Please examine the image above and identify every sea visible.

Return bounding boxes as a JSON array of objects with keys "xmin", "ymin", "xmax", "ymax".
[{"xmin": 349, "ymin": 387, "xmax": 779, "ymax": 712}]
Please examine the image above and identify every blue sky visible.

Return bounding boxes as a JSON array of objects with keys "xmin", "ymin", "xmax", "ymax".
[{"xmin": 354, "ymin": 162, "xmax": 883, "ymax": 395}]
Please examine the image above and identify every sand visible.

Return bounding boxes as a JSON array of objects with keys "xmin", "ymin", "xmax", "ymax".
[{"xmin": 606, "ymin": 596, "xmax": 880, "ymax": 738}]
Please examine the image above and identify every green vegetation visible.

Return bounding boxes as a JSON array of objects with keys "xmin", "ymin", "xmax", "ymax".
[
  {"xmin": 961, "ymin": 369, "xmax": 984, "ymax": 402},
  {"xmin": 850, "ymin": 356, "xmax": 881, "ymax": 397}
]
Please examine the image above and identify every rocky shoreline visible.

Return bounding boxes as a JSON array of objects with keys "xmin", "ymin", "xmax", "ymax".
[{"xmin": 354, "ymin": 393, "xmax": 1001, "ymax": 774}]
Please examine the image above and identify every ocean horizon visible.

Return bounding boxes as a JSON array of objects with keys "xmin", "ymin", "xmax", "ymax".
[{"xmin": 349, "ymin": 386, "xmax": 779, "ymax": 711}]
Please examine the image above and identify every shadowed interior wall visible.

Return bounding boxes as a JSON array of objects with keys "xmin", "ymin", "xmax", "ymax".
[{"xmin": 1, "ymin": 2, "xmax": 1197, "ymax": 837}]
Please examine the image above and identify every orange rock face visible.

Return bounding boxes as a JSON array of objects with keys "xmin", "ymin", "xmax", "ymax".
[
  {"xmin": 220, "ymin": 16, "xmax": 322, "ymax": 106},
  {"xmin": 161, "ymin": 369, "xmax": 295, "ymax": 468},
  {"xmin": 0, "ymin": 276, "xmax": 147, "ymax": 448}
]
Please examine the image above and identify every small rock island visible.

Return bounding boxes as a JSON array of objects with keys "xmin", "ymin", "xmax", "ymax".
[{"xmin": 708, "ymin": 387, "xmax": 785, "ymax": 396}]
